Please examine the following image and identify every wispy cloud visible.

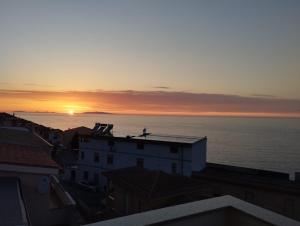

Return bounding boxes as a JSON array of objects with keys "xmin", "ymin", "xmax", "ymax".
[
  {"xmin": 0, "ymin": 89, "xmax": 299, "ymax": 117},
  {"xmin": 0, "ymin": 82, "xmax": 9, "ymax": 85},
  {"xmin": 154, "ymin": 86, "xmax": 171, "ymax": 89},
  {"xmin": 23, "ymin": 83, "xmax": 54, "ymax": 88},
  {"xmin": 251, "ymin": 94, "xmax": 276, "ymax": 98}
]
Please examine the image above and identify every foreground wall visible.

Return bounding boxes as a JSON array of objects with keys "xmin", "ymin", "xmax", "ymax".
[
  {"xmin": 193, "ymin": 177, "xmax": 300, "ymax": 222},
  {"xmin": 0, "ymin": 171, "xmax": 76, "ymax": 226}
]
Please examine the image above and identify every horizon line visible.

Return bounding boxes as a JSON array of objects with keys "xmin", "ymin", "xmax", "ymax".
[{"xmin": 5, "ymin": 111, "xmax": 300, "ymax": 120}]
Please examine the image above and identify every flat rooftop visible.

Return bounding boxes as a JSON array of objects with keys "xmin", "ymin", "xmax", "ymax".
[
  {"xmin": 0, "ymin": 177, "xmax": 29, "ymax": 226},
  {"xmin": 86, "ymin": 133, "xmax": 206, "ymax": 146},
  {"xmin": 133, "ymin": 134, "xmax": 206, "ymax": 144}
]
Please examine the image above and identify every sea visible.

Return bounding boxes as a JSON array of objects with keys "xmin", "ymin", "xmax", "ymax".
[{"xmin": 16, "ymin": 112, "xmax": 300, "ymax": 177}]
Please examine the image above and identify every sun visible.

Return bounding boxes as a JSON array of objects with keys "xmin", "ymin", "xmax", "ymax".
[{"xmin": 68, "ymin": 110, "xmax": 74, "ymax": 115}]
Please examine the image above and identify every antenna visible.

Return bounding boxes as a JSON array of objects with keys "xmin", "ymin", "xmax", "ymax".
[{"xmin": 141, "ymin": 128, "xmax": 151, "ymax": 137}]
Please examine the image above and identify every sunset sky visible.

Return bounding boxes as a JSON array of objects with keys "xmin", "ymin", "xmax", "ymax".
[{"xmin": 0, "ymin": 1, "xmax": 300, "ymax": 117}]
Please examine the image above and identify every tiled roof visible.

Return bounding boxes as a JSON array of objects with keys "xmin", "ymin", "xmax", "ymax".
[
  {"xmin": 103, "ymin": 167, "xmax": 206, "ymax": 199},
  {"xmin": 63, "ymin": 126, "xmax": 92, "ymax": 147},
  {"xmin": 0, "ymin": 127, "xmax": 52, "ymax": 148},
  {"xmin": 64, "ymin": 126, "xmax": 92, "ymax": 135},
  {"xmin": 0, "ymin": 143, "xmax": 59, "ymax": 168}
]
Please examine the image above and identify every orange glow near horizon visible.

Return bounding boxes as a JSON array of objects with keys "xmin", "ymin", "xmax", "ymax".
[
  {"xmin": 0, "ymin": 89, "xmax": 299, "ymax": 118},
  {"xmin": 68, "ymin": 110, "xmax": 74, "ymax": 115}
]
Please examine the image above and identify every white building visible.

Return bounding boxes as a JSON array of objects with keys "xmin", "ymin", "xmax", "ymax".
[{"xmin": 69, "ymin": 133, "xmax": 207, "ymax": 189}]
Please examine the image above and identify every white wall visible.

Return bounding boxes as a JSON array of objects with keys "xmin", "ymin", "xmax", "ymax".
[
  {"xmin": 73, "ymin": 137, "xmax": 206, "ymax": 188},
  {"xmin": 191, "ymin": 138, "xmax": 207, "ymax": 172}
]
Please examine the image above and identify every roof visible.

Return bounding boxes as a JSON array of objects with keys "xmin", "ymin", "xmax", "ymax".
[
  {"xmin": 0, "ymin": 127, "xmax": 52, "ymax": 148},
  {"xmin": 63, "ymin": 126, "xmax": 92, "ymax": 148},
  {"xmin": 0, "ymin": 143, "xmax": 59, "ymax": 169},
  {"xmin": 0, "ymin": 177, "xmax": 29, "ymax": 226},
  {"xmin": 0, "ymin": 112, "xmax": 12, "ymax": 119},
  {"xmin": 64, "ymin": 126, "xmax": 92, "ymax": 135},
  {"xmin": 193, "ymin": 163, "xmax": 300, "ymax": 195},
  {"xmin": 134, "ymin": 134, "xmax": 205, "ymax": 144},
  {"xmin": 103, "ymin": 167, "xmax": 205, "ymax": 199},
  {"xmin": 86, "ymin": 195, "xmax": 300, "ymax": 226},
  {"xmin": 83, "ymin": 134, "xmax": 206, "ymax": 147},
  {"xmin": 50, "ymin": 128, "xmax": 63, "ymax": 133}
]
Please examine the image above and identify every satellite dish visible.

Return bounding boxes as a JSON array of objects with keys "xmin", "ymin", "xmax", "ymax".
[{"xmin": 38, "ymin": 176, "xmax": 50, "ymax": 194}]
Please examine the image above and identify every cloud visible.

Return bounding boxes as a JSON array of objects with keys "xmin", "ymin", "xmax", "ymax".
[
  {"xmin": 0, "ymin": 89, "xmax": 299, "ymax": 117},
  {"xmin": 154, "ymin": 86, "xmax": 171, "ymax": 89},
  {"xmin": 251, "ymin": 94, "xmax": 276, "ymax": 98},
  {"xmin": 23, "ymin": 83, "xmax": 54, "ymax": 88},
  {"xmin": 0, "ymin": 82, "xmax": 9, "ymax": 85}
]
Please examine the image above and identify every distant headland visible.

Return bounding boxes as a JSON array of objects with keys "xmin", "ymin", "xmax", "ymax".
[
  {"xmin": 80, "ymin": 111, "xmax": 113, "ymax": 115},
  {"xmin": 12, "ymin": 111, "xmax": 113, "ymax": 115},
  {"xmin": 14, "ymin": 111, "xmax": 57, "ymax": 114}
]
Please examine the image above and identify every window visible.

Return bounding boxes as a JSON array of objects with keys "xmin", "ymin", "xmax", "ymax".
[
  {"xmin": 81, "ymin": 137, "xmax": 89, "ymax": 142},
  {"xmin": 108, "ymin": 140, "xmax": 115, "ymax": 146},
  {"xmin": 170, "ymin": 146, "xmax": 179, "ymax": 153},
  {"xmin": 137, "ymin": 142, "xmax": 144, "ymax": 150},
  {"xmin": 136, "ymin": 158, "xmax": 144, "ymax": 168},
  {"xmin": 71, "ymin": 170, "xmax": 76, "ymax": 181},
  {"xmin": 107, "ymin": 154, "xmax": 114, "ymax": 165},
  {"xmin": 83, "ymin": 171, "xmax": 89, "ymax": 180},
  {"xmin": 80, "ymin": 151, "xmax": 85, "ymax": 160},
  {"xmin": 94, "ymin": 173, "xmax": 99, "ymax": 185},
  {"xmin": 171, "ymin": 162, "xmax": 177, "ymax": 174},
  {"xmin": 94, "ymin": 152, "xmax": 99, "ymax": 162}
]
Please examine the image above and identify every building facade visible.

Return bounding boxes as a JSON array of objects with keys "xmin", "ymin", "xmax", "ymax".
[{"xmin": 67, "ymin": 134, "xmax": 207, "ymax": 189}]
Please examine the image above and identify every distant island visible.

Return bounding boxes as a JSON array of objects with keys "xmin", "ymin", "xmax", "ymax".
[
  {"xmin": 80, "ymin": 111, "xmax": 113, "ymax": 115},
  {"xmin": 11, "ymin": 111, "xmax": 113, "ymax": 115}
]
